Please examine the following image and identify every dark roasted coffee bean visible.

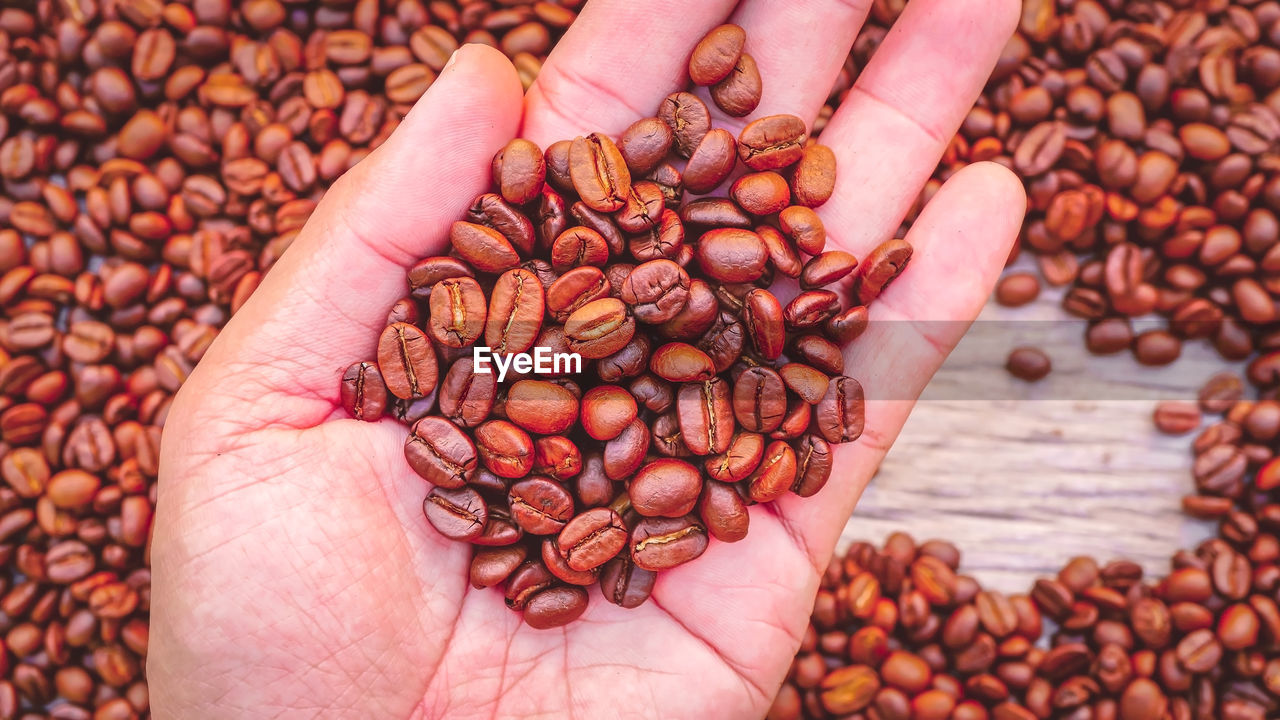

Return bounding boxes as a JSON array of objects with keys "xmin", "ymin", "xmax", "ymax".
[
  {"xmin": 699, "ymin": 479, "xmax": 749, "ymax": 542},
  {"xmin": 792, "ymin": 144, "xmax": 837, "ymax": 208},
  {"xmin": 1006, "ymin": 347, "xmax": 1052, "ymax": 381},
  {"xmin": 438, "ymin": 358, "xmax": 496, "ymax": 428},
  {"xmin": 618, "ymin": 117, "xmax": 674, "ymax": 176},
  {"xmin": 564, "ymin": 298, "xmax": 636, "ymax": 359},
  {"xmin": 747, "ymin": 439, "xmax": 797, "ymax": 503},
  {"xmin": 630, "ymin": 515, "xmax": 708, "ymax": 571},
  {"xmin": 422, "ymin": 486, "xmax": 487, "ymax": 541},
  {"xmin": 689, "ymin": 24, "xmax": 746, "ymax": 86},
  {"xmin": 428, "ymin": 277, "xmax": 487, "ymax": 348},
  {"xmin": 600, "ymin": 554, "xmax": 656, "ymax": 608},
  {"xmin": 491, "ymin": 138, "xmax": 545, "ymax": 206},
  {"xmin": 659, "ymin": 92, "xmax": 712, "ymax": 158},
  {"xmin": 733, "ymin": 366, "xmax": 787, "ymax": 433},
  {"xmin": 450, "ymin": 221, "xmax": 520, "ymax": 273},
  {"xmin": 614, "ymin": 258, "xmax": 693, "ymax": 327},
  {"xmin": 377, "ymin": 322, "xmax": 438, "ymax": 400},
  {"xmin": 792, "ymin": 434, "xmax": 833, "ymax": 497},
  {"xmin": 815, "ymin": 376, "xmax": 864, "ymax": 444},
  {"xmin": 470, "ymin": 546, "xmax": 527, "ymax": 589},
  {"xmin": 484, "ymin": 269, "xmax": 545, "ymax": 356},
  {"xmin": 404, "ymin": 417, "xmax": 476, "ymax": 488},
  {"xmin": 340, "ymin": 362, "xmax": 389, "ymax": 422},
  {"xmin": 738, "ymin": 114, "xmax": 807, "ymax": 171},
  {"xmin": 508, "ymin": 476, "xmax": 574, "ymax": 535},
  {"xmin": 711, "ymin": 52, "xmax": 762, "ymax": 117},
  {"xmin": 630, "ymin": 458, "xmax": 702, "ymax": 517},
  {"xmin": 475, "ymin": 419, "xmax": 535, "ymax": 479},
  {"xmin": 853, "ymin": 239, "xmax": 912, "ymax": 304},
  {"xmin": 569, "ymin": 133, "xmax": 631, "ymax": 213},
  {"xmin": 677, "ymin": 378, "xmax": 734, "ymax": 455},
  {"xmin": 579, "ymin": 385, "xmax": 638, "ymax": 441},
  {"xmin": 683, "ymin": 129, "xmax": 738, "ymax": 195},
  {"xmin": 557, "ymin": 508, "xmax": 627, "ymax": 572},
  {"xmin": 696, "ymin": 229, "xmax": 768, "ymax": 283}
]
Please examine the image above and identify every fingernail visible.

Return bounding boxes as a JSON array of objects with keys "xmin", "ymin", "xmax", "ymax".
[{"xmin": 444, "ymin": 47, "xmax": 463, "ymax": 70}]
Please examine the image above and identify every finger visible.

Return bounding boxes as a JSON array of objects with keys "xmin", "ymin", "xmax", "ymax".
[
  {"xmin": 819, "ymin": 0, "xmax": 1019, "ymax": 254},
  {"xmin": 189, "ymin": 45, "xmax": 523, "ymax": 411},
  {"xmin": 703, "ymin": 0, "xmax": 872, "ymax": 131},
  {"xmin": 776, "ymin": 163, "xmax": 1026, "ymax": 563},
  {"xmin": 522, "ymin": 0, "xmax": 738, "ymax": 147}
]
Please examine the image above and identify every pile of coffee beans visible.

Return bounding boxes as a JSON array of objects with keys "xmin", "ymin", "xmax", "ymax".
[
  {"xmin": 0, "ymin": 0, "xmax": 585, "ymax": 716},
  {"xmin": 775, "ymin": 370, "xmax": 1280, "ymax": 720},
  {"xmin": 934, "ymin": 0, "xmax": 1280, "ymax": 367},
  {"xmin": 340, "ymin": 23, "xmax": 910, "ymax": 629}
]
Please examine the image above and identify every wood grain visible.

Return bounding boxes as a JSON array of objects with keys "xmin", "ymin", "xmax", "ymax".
[{"xmin": 839, "ymin": 280, "xmax": 1243, "ymax": 593}]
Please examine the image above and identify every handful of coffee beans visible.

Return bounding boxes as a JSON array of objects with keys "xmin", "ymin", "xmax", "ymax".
[{"xmin": 340, "ymin": 25, "xmax": 912, "ymax": 628}]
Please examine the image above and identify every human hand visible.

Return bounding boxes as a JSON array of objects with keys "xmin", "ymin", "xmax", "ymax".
[{"xmin": 150, "ymin": 0, "xmax": 1024, "ymax": 717}]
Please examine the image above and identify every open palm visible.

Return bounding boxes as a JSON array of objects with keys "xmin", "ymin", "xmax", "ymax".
[{"xmin": 150, "ymin": 1, "xmax": 1024, "ymax": 718}]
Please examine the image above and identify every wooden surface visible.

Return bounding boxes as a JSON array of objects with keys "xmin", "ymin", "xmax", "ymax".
[{"xmin": 840, "ymin": 275, "xmax": 1244, "ymax": 593}]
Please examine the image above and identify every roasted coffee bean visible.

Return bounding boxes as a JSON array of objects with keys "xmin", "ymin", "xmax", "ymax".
[
  {"xmin": 485, "ymin": 268, "xmax": 545, "ymax": 356},
  {"xmin": 1007, "ymin": 347, "xmax": 1052, "ymax": 381},
  {"xmin": 564, "ymin": 298, "xmax": 636, "ymax": 359},
  {"xmin": 801, "ymin": 251, "xmax": 857, "ymax": 290},
  {"xmin": 698, "ymin": 479, "xmax": 749, "ymax": 542},
  {"xmin": 853, "ymin": 239, "xmax": 912, "ymax": 304},
  {"xmin": 792, "ymin": 434, "xmax": 833, "ymax": 497},
  {"xmin": 747, "ymin": 440, "xmax": 797, "ymax": 503},
  {"xmin": 579, "ymin": 385, "xmax": 639, "ymax": 441},
  {"xmin": 600, "ymin": 554, "xmax": 657, "ymax": 609},
  {"xmin": 784, "ymin": 290, "xmax": 841, "ymax": 329},
  {"xmin": 696, "ymin": 229, "xmax": 768, "ymax": 283},
  {"xmin": 815, "ymin": 376, "xmax": 864, "ymax": 444},
  {"xmin": 508, "ymin": 477, "xmax": 574, "ymax": 535},
  {"xmin": 618, "ymin": 117, "xmax": 674, "ymax": 176},
  {"xmin": 492, "ymin": 138, "xmax": 546, "ymax": 206},
  {"xmin": 547, "ymin": 266, "xmax": 611, "ymax": 322},
  {"xmin": 630, "ymin": 458, "xmax": 702, "ymax": 517},
  {"xmin": 657, "ymin": 278, "xmax": 718, "ymax": 340},
  {"xmin": 505, "ymin": 380, "xmax": 579, "ymax": 435},
  {"xmin": 731, "ymin": 171, "xmax": 790, "ymax": 216},
  {"xmin": 340, "ymin": 362, "xmax": 389, "ymax": 422},
  {"xmin": 778, "ymin": 206, "xmax": 826, "ymax": 255},
  {"xmin": 630, "ymin": 515, "xmax": 709, "ymax": 571},
  {"xmin": 738, "ymin": 115, "xmax": 807, "ymax": 171},
  {"xmin": 377, "ymin": 322, "xmax": 438, "ymax": 400},
  {"xmin": 711, "ymin": 53, "xmax": 762, "ymax": 117},
  {"xmin": 619, "ymin": 259, "xmax": 692, "ymax": 324},
  {"xmin": 422, "ymin": 486, "xmax": 487, "ymax": 541},
  {"xmin": 792, "ymin": 144, "xmax": 837, "ymax": 208},
  {"xmin": 689, "ymin": 24, "xmax": 746, "ymax": 86},
  {"xmin": 408, "ymin": 256, "xmax": 474, "ymax": 300},
  {"xmin": 733, "ymin": 366, "xmax": 787, "ymax": 433},
  {"xmin": 569, "ymin": 133, "xmax": 631, "ymax": 213},
  {"xmin": 475, "ymin": 420, "xmax": 536, "ymax": 479},
  {"xmin": 557, "ymin": 508, "xmax": 627, "ymax": 571},
  {"xmin": 650, "ymin": 342, "xmax": 716, "ymax": 382},
  {"xmin": 683, "ymin": 129, "xmax": 738, "ymax": 195},
  {"xmin": 428, "ymin": 277, "xmax": 487, "ymax": 348},
  {"xmin": 677, "ymin": 378, "xmax": 734, "ymax": 455},
  {"xmin": 438, "ymin": 358, "xmax": 497, "ymax": 428},
  {"xmin": 603, "ymin": 419, "xmax": 650, "ymax": 480},
  {"xmin": 404, "ymin": 417, "xmax": 477, "ymax": 489},
  {"xmin": 470, "ymin": 546, "xmax": 528, "ymax": 589},
  {"xmin": 659, "ymin": 92, "xmax": 712, "ymax": 158},
  {"xmin": 450, "ymin": 221, "xmax": 521, "ymax": 274}
]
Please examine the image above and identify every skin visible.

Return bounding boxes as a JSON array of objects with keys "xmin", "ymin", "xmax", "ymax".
[{"xmin": 150, "ymin": 1, "xmax": 1026, "ymax": 718}]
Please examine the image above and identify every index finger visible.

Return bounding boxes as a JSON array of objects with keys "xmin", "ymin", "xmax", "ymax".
[{"xmin": 521, "ymin": 0, "xmax": 737, "ymax": 147}]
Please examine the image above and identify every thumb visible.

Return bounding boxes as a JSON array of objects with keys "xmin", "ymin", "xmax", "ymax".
[{"xmin": 184, "ymin": 44, "xmax": 524, "ymax": 424}]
